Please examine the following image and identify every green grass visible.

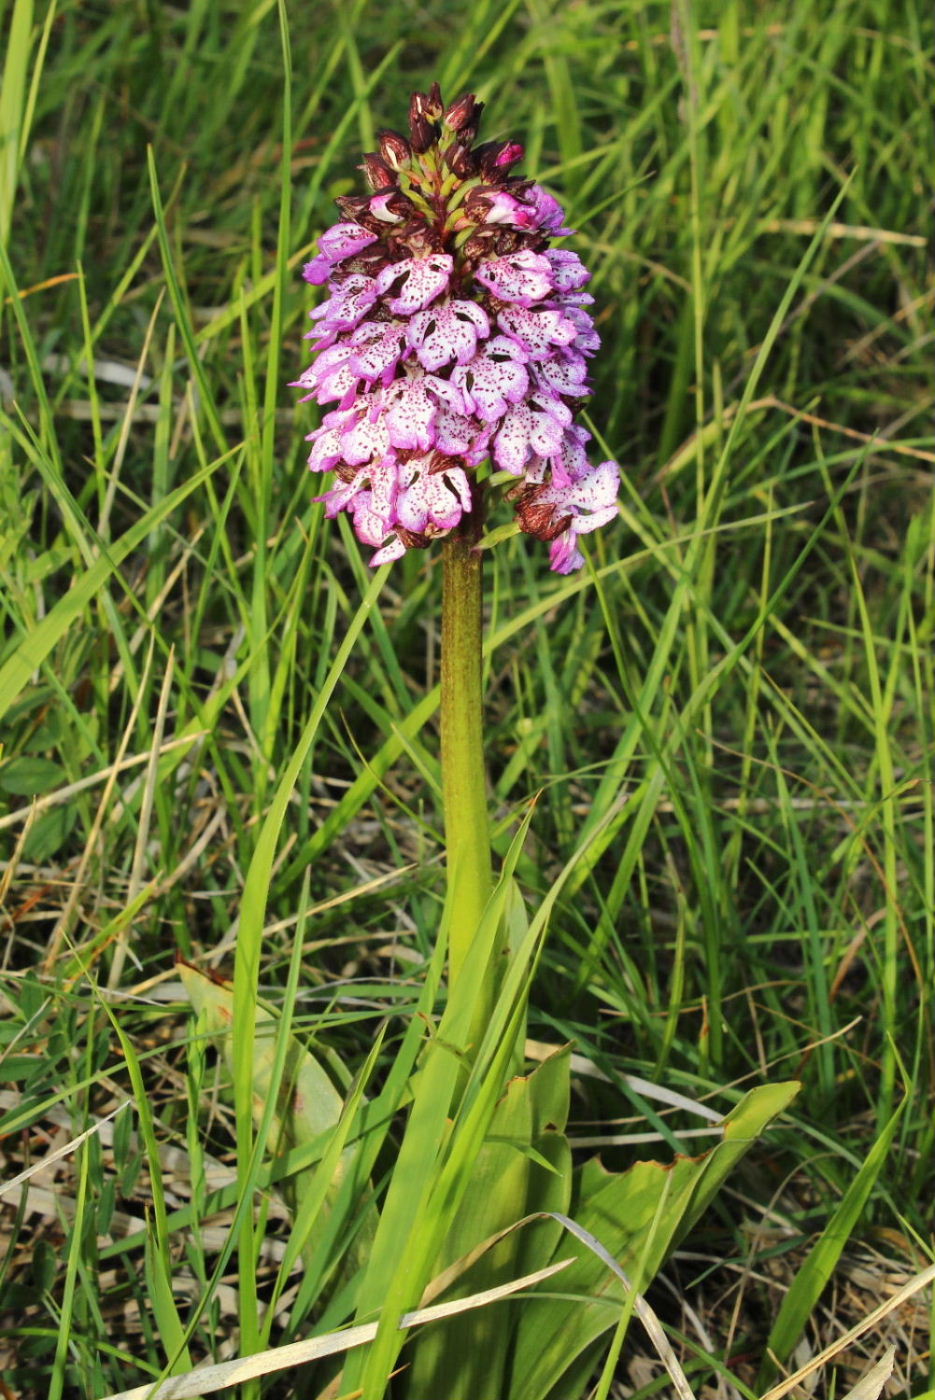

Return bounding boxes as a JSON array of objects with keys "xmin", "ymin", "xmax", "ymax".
[{"xmin": 1, "ymin": 0, "xmax": 933, "ymax": 1397}]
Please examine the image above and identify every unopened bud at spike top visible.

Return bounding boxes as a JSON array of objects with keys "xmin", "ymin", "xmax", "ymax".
[
  {"xmin": 361, "ymin": 152, "xmax": 395, "ymax": 191},
  {"xmin": 294, "ymin": 86, "xmax": 620, "ymax": 572},
  {"xmin": 444, "ymin": 92, "xmax": 484, "ymax": 139},
  {"xmin": 377, "ymin": 129, "xmax": 412, "ymax": 170}
]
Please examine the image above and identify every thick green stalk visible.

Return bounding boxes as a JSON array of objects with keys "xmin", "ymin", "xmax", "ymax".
[{"xmin": 441, "ymin": 518, "xmax": 493, "ymax": 1001}]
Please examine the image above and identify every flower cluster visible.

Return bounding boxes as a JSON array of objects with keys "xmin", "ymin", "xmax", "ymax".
[{"xmin": 295, "ymin": 85, "xmax": 619, "ymax": 573}]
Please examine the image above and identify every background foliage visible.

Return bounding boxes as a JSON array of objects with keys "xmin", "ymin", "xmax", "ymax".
[{"xmin": 1, "ymin": 0, "xmax": 933, "ymax": 1396}]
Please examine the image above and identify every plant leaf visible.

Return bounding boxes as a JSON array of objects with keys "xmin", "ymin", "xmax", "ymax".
[
  {"xmin": 509, "ymin": 1081, "xmax": 800, "ymax": 1400},
  {"xmin": 757, "ymin": 1098, "xmax": 905, "ymax": 1390},
  {"xmin": 178, "ymin": 963, "xmax": 375, "ymax": 1276}
]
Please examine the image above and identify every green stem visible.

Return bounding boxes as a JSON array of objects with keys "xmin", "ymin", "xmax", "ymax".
[{"xmin": 441, "ymin": 514, "xmax": 493, "ymax": 999}]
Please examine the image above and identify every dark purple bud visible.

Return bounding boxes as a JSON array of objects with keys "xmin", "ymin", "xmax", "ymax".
[
  {"xmin": 409, "ymin": 111, "xmax": 436, "ymax": 154},
  {"xmin": 334, "ymin": 194, "xmax": 372, "ymax": 221},
  {"xmin": 398, "ymin": 222, "xmax": 444, "ymax": 256},
  {"xmin": 369, "ymin": 189, "xmax": 413, "ymax": 223},
  {"xmin": 444, "ymin": 93, "xmax": 484, "ymax": 140},
  {"xmin": 361, "ymin": 152, "xmax": 396, "ymax": 190},
  {"xmin": 378, "ymin": 129, "xmax": 412, "ymax": 170},
  {"xmin": 495, "ymin": 142, "xmax": 524, "ymax": 169},
  {"xmin": 460, "ymin": 230, "xmax": 498, "ymax": 267},
  {"xmin": 476, "ymin": 140, "xmax": 525, "ymax": 178},
  {"xmin": 513, "ymin": 489, "xmax": 571, "ymax": 542},
  {"xmin": 422, "ymin": 82, "xmax": 445, "ymax": 121},
  {"xmin": 409, "ymin": 87, "xmax": 445, "ymax": 150},
  {"xmin": 444, "ymin": 140, "xmax": 476, "ymax": 177}
]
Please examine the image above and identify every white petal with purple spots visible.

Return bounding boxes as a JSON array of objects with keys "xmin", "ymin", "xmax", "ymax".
[
  {"xmin": 396, "ymin": 462, "xmax": 472, "ymax": 534},
  {"xmin": 534, "ymin": 353, "xmax": 590, "ymax": 398},
  {"xmin": 540, "ymin": 459, "xmax": 619, "ymax": 573},
  {"xmin": 340, "ymin": 408, "xmax": 391, "ymax": 465},
  {"xmin": 307, "ymin": 408, "xmax": 355, "ymax": 472},
  {"xmin": 473, "ymin": 250, "xmax": 555, "ymax": 305},
  {"xmin": 377, "ymin": 254, "xmax": 453, "ymax": 315},
  {"xmin": 543, "ymin": 248, "xmax": 590, "ymax": 291},
  {"xmin": 497, "ymin": 303, "xmax": 578, "ymax": 359},
  {"xmin": 563, "ymin": 305, "xmax": 601, "ymax": 355},
  {"xmin": 433, "ymin": 407, "xmax": 475, "ymax": 455},
  {"xmin": 383, "ymin": 377, "xmax": 438, "ymax": 452},
  {"xmin": 408, "ymin": 300, "xmax": 490, "ymax": 370},
  {"xmin": 318, "ymin": 223, "xmax": 379, "ymax": 262},
  {"xmin": 493, "ymin": 404, "xmax": 534, "ymax": 475},
  {"xmin": 452, "ymin": 336, "xmax": 529, "ymax": 423},
  {"xmin": 349, "ymin": 320, "xmax": 410, "ymax": 383},
  {"xmin": 312, "ymin": 274, "xmax": 380, "ymax": 331},
  {"xmin": 369, "ymin": 535, "xmax": 408, "ymax": 565},
  {"xmin": 293, "ymin": 341, "xmax": 361, "ymax": 406}
]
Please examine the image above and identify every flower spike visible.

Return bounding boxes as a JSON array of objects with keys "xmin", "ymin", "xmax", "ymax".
[{"xmin": 296, "ymin": 85, "xmax": 620, "ymax": 572}]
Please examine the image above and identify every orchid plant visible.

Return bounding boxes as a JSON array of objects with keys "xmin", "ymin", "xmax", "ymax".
[{"xmin": 182, "ymin": 85, "xmax": 796, "ymax": 1400}]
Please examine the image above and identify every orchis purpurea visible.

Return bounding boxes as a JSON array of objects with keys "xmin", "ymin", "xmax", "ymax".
[{"xmin": 295, "ymin": 84, "xmax": 620, "ymax": 574}]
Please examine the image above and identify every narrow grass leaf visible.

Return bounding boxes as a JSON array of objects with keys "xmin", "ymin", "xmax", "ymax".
[
  {"xmin": 0, "ymin": 450, "xmax": 230, "ymax": 720},
  {"xmin": 757, "ymin": 1097, "xmax": 906, "ymax": 1390}
]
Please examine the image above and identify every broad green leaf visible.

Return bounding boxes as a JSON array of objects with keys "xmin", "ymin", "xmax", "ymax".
[
  {"xmin": 509, "ymin": 1081, "xmax": 800, "ymax": 1400},
  {"xmin": 346, "ymin": 808, "xmax": 541, "ymax": 1397},
  {"xmin": 0, "ymin": 755, "xmax": 64, "ymax": 795},
  {"xmin": 144, "ymin": 1232, "xmax": 193, "ymax": 1380},
  {"xmin": 22, "ymin": 803, "xmax": 77, "ymax": 863},
  {"xmin": 408, "ymin": 1047, "xmax": 573, "ymax": 1400},
  {"xmin": 181, "ymin": 963, "xmax": 343, "ymax": 1148}
]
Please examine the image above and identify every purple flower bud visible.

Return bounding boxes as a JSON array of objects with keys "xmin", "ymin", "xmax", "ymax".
[
  {"xmin": 361, "ymin": 153, "xmax": 396, "ymax": 190},
  {"xmin": 475, "ymin": 140, "xmax": 525, "ymax": 177},
  {"xmin": 333, "ymin": 194, "xmax": 374, "ymax": 223},
  {"xmin": 369, "ymin": 190, "xmax": 411, "ymax": 223},
  {"xmin": 378, "ymin": 129, "xmax": 412, "ymax": 170},
  {"xmin": 443, "ymin": 141, "xmax": 476, "ymax": 178},
  {"xmin": 409, "ymin": 113, "xmax": 436, "ymax": 154},
  {"xmin": 472, "ymin": 190, "xmax": 525, "ymax": 226},
  {"xmin": 443, "ymin": 92, "xmax": 481, "ymax": 132},
  {"xmin": 411, "ymin": 83, "xmax": 444, "ymax": 124},
  {"xmin": 408, "ymin": 91, "xmax": 440, "ymax": 152}
]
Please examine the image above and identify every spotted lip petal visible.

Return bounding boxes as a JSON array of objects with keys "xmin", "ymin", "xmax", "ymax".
[
  {"xmin": 319, "ymin": 222, "xmax": 380, "ymax": 262},
  {"xmin": 382, "ymin": 375, "xmax": 453, "ymax": 453},
  {"xmin": 396, "ymin": 461, "xmax": 472, "ymax": 534},
  {"xmin": 473, "ymin": 250, "xmax": 555, "ymax": 306},
  {"xmin": 533, "ymin": 351, "xmax": 590, "ymax": 398},
  {"xmin": 303, "ymin": 224, "xmax": 380, "ymax": 285},
  {"xmin": 494, "ymin": 393, "xmax": 572, "ymax": 475},
  {"xmin": 543, "ymin": 248, "xmax": 590, "ymax": 291},
  {"xmin": 293, "ymin": 341, "xmax": 360, "ymax": 406},
  {"xmin": 497, "ymin": 303, "xmax": 578, "ymax": 360},
  {"xmin": 340, "ymin": 408, "xmax": 392, "ymax": 466},
  {"xmin": 349, "ymin": 320, "xmax": 411, "ymax": 383},
  {"xmin": 296, "ymin": 85, "xmax": 619, "ymax": 572},
  {"xmin": 452, "ymin": 336, "xmax": 529, "ymax": 423},
  {"xmin": 408, "ymin": 300, "xmax": 490, "ymax": 370},
  {"xmin": 311, "ymin": 274, "xmax": 381, "ymax": 331},
  {"xmin": 377, "ymin": 254, "xmax": 454, "ymax": 314},
  {"xmin": 518, "ymin": 458, "xmax": 620, "ymax": 573}
]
